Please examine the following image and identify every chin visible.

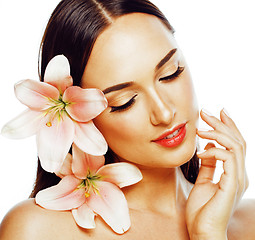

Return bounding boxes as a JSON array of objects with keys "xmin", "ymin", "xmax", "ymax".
[
  {"xmin": 133, "ymin": 141, "xmax": 197, "ymax": 169},
  {"xmin": 151, "ymin": 128, "xmax": 198, "ymax": 169}
]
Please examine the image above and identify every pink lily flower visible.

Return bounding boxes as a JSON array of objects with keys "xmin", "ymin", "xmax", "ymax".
[
  {"xmin": 1, "ymin": 55, "xmax": 108, "ymax": 172},
  {"xmin": 36, "ymin": 144, "xmax": 143, "ymax": 234}
]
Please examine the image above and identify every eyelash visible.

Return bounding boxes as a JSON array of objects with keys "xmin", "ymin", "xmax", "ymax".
[
  {"xmin": 159, "ymin": 65, "xmax": 185, "ymax": 82},
  {"xmin": 110, "ymin": 94, "xmax": 137, "ymax": 113},
  {"xmin": 109, "ymin": 65, "xmax": 184, "ymax": 113}
]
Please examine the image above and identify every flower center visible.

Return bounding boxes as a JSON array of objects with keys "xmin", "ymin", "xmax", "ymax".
[
  {"xmin": 51, "ymin": 96, "xmax": 69, "ymax": 112},
  {"xmin": 45, "ymin": 95, "xmax": 71, "ymax": 127},
  {"xmin": 77, "ymin": 170, "xmax": 102, "ymax": 198}
]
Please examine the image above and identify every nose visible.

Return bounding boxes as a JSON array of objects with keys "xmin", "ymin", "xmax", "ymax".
[{"xmin": 149, "ymin": 90, "xmax": 175, "ymax": 126}]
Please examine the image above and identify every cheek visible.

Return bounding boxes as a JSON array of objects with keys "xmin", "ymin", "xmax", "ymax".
[
  {"xmin": 173, "ymin": 72, "xmax": 199, "ymax": 119},
  {"xmin": 184, "ymin": 80, "xmax": 199, "ymax": 125},
  {"xmin": 179, "ymin": 77, "xmax": 199, "ymax": 147},
  {"xmin": 93, "ymin": 109, "xmax": 146, "ymax": 152},
  {"xmin": 183, "ymin": 80, "xmax": 197, "ymax": 107}
]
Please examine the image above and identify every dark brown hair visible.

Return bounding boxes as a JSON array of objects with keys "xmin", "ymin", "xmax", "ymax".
[{"xmin": 30, "ymin": 0, "xmax": 199, "ymax": 198}]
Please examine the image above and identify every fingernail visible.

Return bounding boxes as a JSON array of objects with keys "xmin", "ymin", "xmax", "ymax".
[
  {"xmin": 222, "ymin": 108, "xmax": 230, "ymax": 117},
  {"xmin": 196, "ymin": 150, "xmax": 205, "ymax": 155},
  {"xmin": 201, "ymin": 108, "xmax": 213, "ymax": 116}
]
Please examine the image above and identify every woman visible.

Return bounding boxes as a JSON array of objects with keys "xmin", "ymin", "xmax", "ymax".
[{"xmin": 0, "ymin": 0, "xmax": 254, "ymax": 239}]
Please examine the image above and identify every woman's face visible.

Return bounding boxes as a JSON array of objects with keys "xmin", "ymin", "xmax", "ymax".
[{"xmin": 82, "ymin": 13, "xmax": 199, "ymax": 169}]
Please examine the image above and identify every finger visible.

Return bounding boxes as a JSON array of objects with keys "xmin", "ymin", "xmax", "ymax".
[
  {"xmin": 197, "ymin": 147, "xmax": 237, "ymax": 184},
  {"xmin": 198, "ymin": 147, "xmax": 238, "ymax": 218},
  {"xmin": 200, "ymin": 109, "xmax": 244, "ymax": 149},
  {"xmin": 196, "ymin": 143, "xmax": 217, "ymax": 184},
  {"xmin": 200, "ymin": 109, "xmax": 230, "ymax": 134},
  {"xmin": 200, "ymin": 109, "xmax": 246, "ymax": 154},
  {"xmin": 220, "ymin": 109, "xmax": 246, "ymax": 153},
  {"xmin": 197, "ymin": 128, "xmax": 247, "ymax": 201},
  {"xmin": 197, "ymin": 129, "xmax": 241, "ymax": 152},
  {"xmin": 204, "ymin": 142, "xmax": 216, "ymax": 151},
  {"xmin": 220, "ymin": 109, "xmax": 248, "ymax": 200},
  {"xmin": 197, "ymin": 129, "xmax": 245, "ymax": 175}
]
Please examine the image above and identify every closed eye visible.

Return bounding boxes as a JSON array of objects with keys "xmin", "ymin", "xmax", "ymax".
[
  {"xmin": 159, "ymin": 65, "xmax": 185, "ymax": 82},
  {"xmin": 110, "ymin": 94, "xmax": 137, "ymax": 113}
]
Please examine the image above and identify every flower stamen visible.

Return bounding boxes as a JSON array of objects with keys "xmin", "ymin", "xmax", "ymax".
[
  {"xmin": 76, "ymin": 170, "xmax": 102, "ymax": 198},
  {"xmin": 46, "ymin": 122, "xmax": 52, "ymax": 127},
  {"xmin": 85, "ymin": 192, "xmax": 90, "ymax": 198}
]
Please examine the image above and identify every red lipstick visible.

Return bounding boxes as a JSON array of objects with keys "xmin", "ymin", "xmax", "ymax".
[{"xmin": 152, "ymin": 123, "xmax": 186, "ymax": 148}]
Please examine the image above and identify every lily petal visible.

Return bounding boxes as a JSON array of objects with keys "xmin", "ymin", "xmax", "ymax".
[
  {"xmin": 37, "ymin": 113, "xmax": 75, "ymax": 172},
  {"xmin": 63, "ymin": 87, "xmax": 107, "ymax": 122},
  {"xmin": 72, "ymin": 203, "xmax": 96, "ymax": 229},
  {"xmin": 44, "ymin": 55, "xmax": 73, "ymax": 93},
  {"xmin": 1, "ymin": 109, "xmax": 45, "ymax": 139},
  {"xmin": 87, "ymin": 181, "xmax": 130, "ymax": 234},
  {"xmin": 55, "ymin": 153, "xmax": 73, "ymax": 178},
  {"xmin": 72, "ymin": 144, "xmax": 105, "ymax": 179},
  {"xmin": 36, "ymin": 175, "xmax": 85, "ymax": 210},
  {"xmin": 14, "ymin": 79, "xmax": 59, "ymax": 110},
  {"xmin": 74, "ymin": 121, "xmax": 108, "ymax": 156},
  {"xmin": 97, "ymin": 163, "xmax": 143, "ymax": 188}
]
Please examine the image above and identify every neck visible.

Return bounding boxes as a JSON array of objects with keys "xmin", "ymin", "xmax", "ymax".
[{"xmin": 122, "ymin": 166, "xmax": 193, "ymax": 216}]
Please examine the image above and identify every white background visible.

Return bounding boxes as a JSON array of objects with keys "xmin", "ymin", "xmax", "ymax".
[{"xmin": 0, "ymin": 0, "xmax": 254, "ymax": 222}]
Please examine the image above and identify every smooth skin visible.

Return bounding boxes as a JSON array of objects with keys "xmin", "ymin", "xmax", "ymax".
[{"xmin": 0, "ymin": 13, "xmax": 254, "ymax": 240}]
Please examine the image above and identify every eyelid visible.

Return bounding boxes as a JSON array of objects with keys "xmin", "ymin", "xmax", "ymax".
[
  {"xmin": 110, "ymin": 94, "xmax": 137, "ymax": 113},
  {"xmin": 157, "ymin": 59, "xmax": 179, "ymax": 78},
  {"xmin": 159, "ymin": 64, "xmax": 185, "ymax": 81},
  {"xmin": 108, "ymin": 92, "xmax": 136, "ymax": 106}
]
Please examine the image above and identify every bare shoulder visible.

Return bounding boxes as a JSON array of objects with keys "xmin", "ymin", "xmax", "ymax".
[
  {"xmin": 0, "ymin": 199, "xmax": 43, "ymax": 239},
  {"xmin": 0, "ymin": 199, "xmax": 123, "ymax": 240},
  {"xmin": 228, "ymin": 198, "xmax": 255, "ymax": 240},
  {"xmin": 0, "ymin": 199, "xmax": 77, "ymax": 240}
]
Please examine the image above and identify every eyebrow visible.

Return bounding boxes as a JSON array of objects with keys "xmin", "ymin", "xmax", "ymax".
[
  {"xmin": 103, "ymin": 48, "xmax": 177, "ymax": 94},
  {"xmin": 155, "ymin": 48, "xmax": 177, "ymax": 71},
  {"xmin": 103, "ymin": 82, "xmax": 134, "ymax": 94}
]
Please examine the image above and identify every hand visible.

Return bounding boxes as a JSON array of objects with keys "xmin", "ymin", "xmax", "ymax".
[{"xmin": 185, "ymin": 108, "xmax": 248, "ymax": 239}]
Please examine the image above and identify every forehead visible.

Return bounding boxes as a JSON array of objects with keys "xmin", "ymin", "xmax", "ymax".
[{"xmin": 82, "ymin": 13, "xmax": 177, "ymax": 90}]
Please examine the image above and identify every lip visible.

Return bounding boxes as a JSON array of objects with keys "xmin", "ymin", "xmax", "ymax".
[{"xmin": 152, "ymin": 123, "xmax": 187, "ymax": 148}]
